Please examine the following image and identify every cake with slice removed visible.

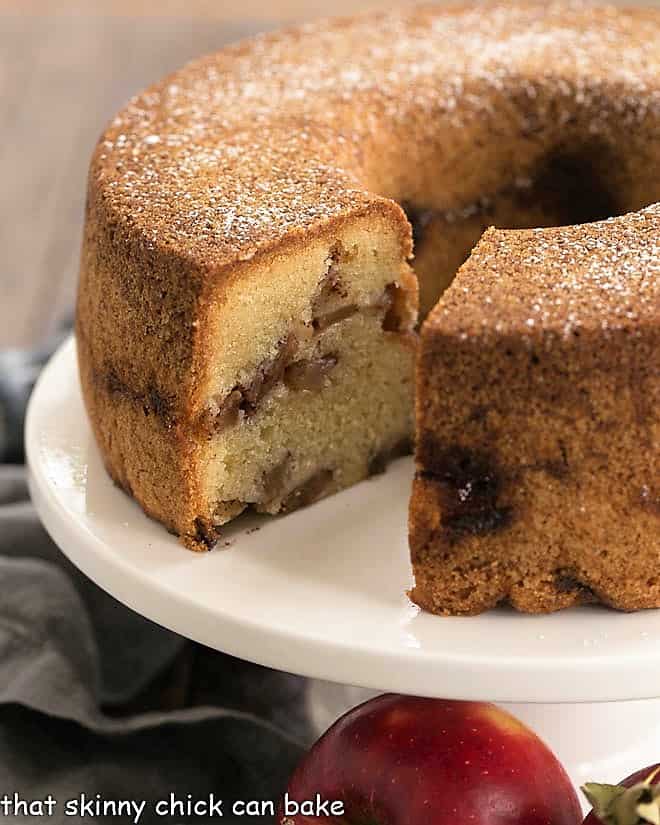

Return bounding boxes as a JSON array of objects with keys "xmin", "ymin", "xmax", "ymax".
[{"xmin": 76, "ymin": 1, "xmax": 660, "ymax": 614}]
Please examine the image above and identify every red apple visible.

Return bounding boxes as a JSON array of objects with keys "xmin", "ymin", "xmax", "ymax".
[
  {"xmin": 279, "ymin": 694, "xmax": 582, "ymax": 825},
  {"xmin": 583, "ymin": 764, "xmax": 660, "ymax": 825}
]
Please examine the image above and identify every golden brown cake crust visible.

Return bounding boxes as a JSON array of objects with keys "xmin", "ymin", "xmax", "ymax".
[
  {"xmin": 77, "ymin": 1, "xmax": 660, "ymax": 553},
  {"xmin": 411, "ymin": 206, "xmax": 660, "ymax": 615},
  {"xmin": 81, "ymin": 1, "xmax": 660, "ymax": 271}
]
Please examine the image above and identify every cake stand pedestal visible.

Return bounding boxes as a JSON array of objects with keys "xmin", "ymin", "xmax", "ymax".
[
  {"xmin": 504, "ymin": 700, "xmax": 660, "ymax": 789},
  {"xmin": 27, "ymin": 338, "xmax": 660, "ymax": 802},
  {"xmin": 306, "ymin": 682, "xmax": 660, "ymax": 794}
]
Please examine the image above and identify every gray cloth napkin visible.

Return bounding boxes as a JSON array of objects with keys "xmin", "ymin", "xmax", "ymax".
[{"xmin": 0, "ymin": 464, "xmax": 309, "ymax": 824}]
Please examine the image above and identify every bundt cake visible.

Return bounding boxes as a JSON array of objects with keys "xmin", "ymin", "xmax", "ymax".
[{"xmin": 76, "ymin": 1, "xmax": 660, "ymax": 612}]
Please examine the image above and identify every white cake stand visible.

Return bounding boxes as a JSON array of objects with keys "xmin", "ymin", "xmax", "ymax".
[{"xmin": 26, "ymin": 336, "xmax": 660, "ymax": 798}]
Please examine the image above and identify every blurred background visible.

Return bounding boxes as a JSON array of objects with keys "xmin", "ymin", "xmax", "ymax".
[
  {"xmin": 2, "ymin": 0, "xmax": 655, "ymax": 350},
  {"xmin": 0, "ymin": 0, "xmax": 425, "ymax": 351}
]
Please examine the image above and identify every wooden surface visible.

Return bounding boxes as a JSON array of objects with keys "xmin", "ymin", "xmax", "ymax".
[
  {"xmin": 1, "ymin": 1, "xmax": 427, "ymax": 349},
  {"xmin": 0, "ymin": 13, "xmax": 253, "ymax": 348},
  {"xmin": 0, "ymin": 0, "xmax": 414, "ymax": 21},
  {"xmin": 1, "ymin": 0, "xmax": 652, "ymax": 17},
  {"xmin": 1, "ymin": 0, "xmax": 657, "ymax": 348}
]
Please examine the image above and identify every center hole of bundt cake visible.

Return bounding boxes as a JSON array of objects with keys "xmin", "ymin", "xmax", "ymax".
[
  {"xmin": 401, "ymin": 141, "xmax": 637, "ymax": 317},
  {"xmin": 410, "ymin": 143, "xmax": 623, "ymax": 245},
  {"xmin": 529, "ymin": 147, "xmax": 621, "ymax": 227}
]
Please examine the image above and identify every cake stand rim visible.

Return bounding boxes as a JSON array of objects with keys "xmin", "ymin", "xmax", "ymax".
[{"xmin": 25, "ymin": 336, "xmax": 660, "ymax": 704}]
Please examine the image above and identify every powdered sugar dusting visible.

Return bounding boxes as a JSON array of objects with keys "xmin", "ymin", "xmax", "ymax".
[
  {"xmin": 94, "ymin": 2, "xmax": 660, "ymax": 270},
  {"xmin": 434, "ymin": 203, "xmax": 660, "ymax": 340}
]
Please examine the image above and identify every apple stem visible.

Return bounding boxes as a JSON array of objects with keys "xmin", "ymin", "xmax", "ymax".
[{"xmin": 583, "ymin": 769, "xmax": 660, "ymax": 825}]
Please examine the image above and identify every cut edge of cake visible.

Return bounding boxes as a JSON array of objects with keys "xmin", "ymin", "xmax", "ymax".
[{"xmin": 77, "ymin": 197, "xmax": 418, "ymax": 550}]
